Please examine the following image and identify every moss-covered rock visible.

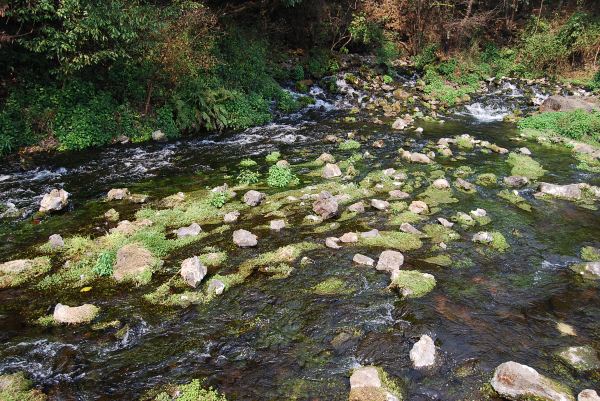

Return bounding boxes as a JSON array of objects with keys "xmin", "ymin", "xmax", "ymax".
[
  {"xmin": 391, "ymin": 270, "xmax": 436, "ymax": 298},
  {"xmin": 0, "ymin": 372, "xmax": 47, "ymax": 401},
  {"xmin": 507, "ymin": 153, "xmax": 546, "ymax": 180}
]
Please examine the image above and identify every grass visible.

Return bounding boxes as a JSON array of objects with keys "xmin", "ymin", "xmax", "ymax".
[
  {"xmin": 0, "ymin": 372, "xmax": 47, "ymax": 401},
  {"xmin": 312, "ymin": 277, "xmax": 352, "ymax": 295},
  {"xmin": 422, "ymin": 254, "xmax": 453, "ymax": 267},
  {"xmin": 422, "ymin": 224, "xmax": 460, "ymax": 243},
  {"xmin": 360, "ymin": 231, "xmax": 423, "ymax": 251},
  {"xmin": 498, "ymin": 189, "xmax": 532, "ymax": 212},
  {"xmin": 338, "ymin": 139, "xmax": 361, "ymax": 151},
  {"xmin": 581, "ymin": 246, "xmax": 600, "ymax": 261},
  {"xmin": 0, "ymin": 257, "xmax": 51, "ymax": 289}
]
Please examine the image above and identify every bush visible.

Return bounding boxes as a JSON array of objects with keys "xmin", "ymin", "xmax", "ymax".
[
  {"xmin": 237, "ymin": 169, "xmax": 261, "ymax": 185},
  {"xmin": 209, "ymin": 191, "xmax": 229, "ymax": 208},
  {"xmin": 265, "ymin": 151, "xmax": 281, "ymax": 163},
  {"xmin": 239, "ymin": 158, "xmax": 257, "ymax": 167},
  {"xmin": 267, "ymin": 165, "xmax": 299, "ymax": 188},
  {"xmin": 518, "ymin": 110, "xmax": 600, "ymax": 142},
  {"xmin": 93, "ymin": 251, "xmax": 115, "ymax": 276},
  {"xmin": 413, "ymin": 44, "xmax": 438, "ymax": 70}
]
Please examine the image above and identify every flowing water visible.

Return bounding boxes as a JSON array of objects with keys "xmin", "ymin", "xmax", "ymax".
[{"xmin": 0, "ymin": 78, "xmax": 599, "ymax": 400}]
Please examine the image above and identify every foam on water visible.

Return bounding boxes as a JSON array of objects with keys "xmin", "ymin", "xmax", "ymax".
[{"xmin": 463, "ymin": 102, "xmax": 510, "ymax": 122}]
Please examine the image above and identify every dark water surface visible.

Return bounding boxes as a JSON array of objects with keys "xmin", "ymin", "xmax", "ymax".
[{"xmin": 0, "ymin": 84, "xmax": 599, "ymax": 400}]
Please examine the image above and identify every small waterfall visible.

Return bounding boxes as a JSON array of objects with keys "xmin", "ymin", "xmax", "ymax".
[{"xmin": 463, "ymin": 102, "xmax": 510, "ymax": 122}]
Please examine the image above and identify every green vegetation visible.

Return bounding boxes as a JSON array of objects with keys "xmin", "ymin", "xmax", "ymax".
[
  {"xmin": 476, "ymin": 173, "xmax": 498, "ymax": 187},
  {"xmin": 0, "ymin": 372, "xmax": 47, "ymax": 401},
  {"xmin": 581, "ymin": 246, "xmax": 600, "ymax": 261},
  {"xmin": 490, "ymin": 232, "xmax": 510, "ymax": 252},
  {"xmin": 267, "ymin": 165, "xmax": 299, "ymax": 188},
  {"xmin": 239, "ymin": 158, "xmax": 257, "ymax": 167},
  {"xmin": 209, "ymin": 191, "xmax": 229, "ymax": 208},
  {"xmin": 151, "ymin": 379, "xmax": 227, "ymax": 401},
  {"xmin": 360, "ymin": 231, "xmax": 422, "ymax": 251},
  {"xmin": 0, "ymin": 257, "xmax": 51, "ymax": 289},
  {"xmin": 338, "ymin": 139, "xmax": 361, "ymax": 151},
  {"xmin": 237, "ymin": 170, "xmax": 261, "ymax": 185},
  {"xmin": 265, "ymin": 151, "xmax": 281, "ymax": 163},
  {"xmin": 391, "ymin": 270, "xmax": 436, "ymax": 298},
  {"xmin": 518, "ymin": 110, "xmax": 600, "ymax": 145},
  {"xmin": 507, "ymin": 153, "xmax": 546, "ymax": 180},
  {"xmin": 312, "ymin": 277, "xmax": 352, "ymax": 295},
  {"xmin": 93, "ymin": 251, "xmax": 116, "ymax": 276}
]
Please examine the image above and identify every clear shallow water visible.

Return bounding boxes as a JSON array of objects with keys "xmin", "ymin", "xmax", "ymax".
[{"xmin": 0, "ymin": 82, "xmax": 599, "ymax": 400}]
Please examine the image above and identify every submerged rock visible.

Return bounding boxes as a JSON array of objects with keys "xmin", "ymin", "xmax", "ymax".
[
  {"xmin": 504, "ymin": 175, "xmax": 529, "ymax": 188},
  {"xmin": 410, "ymin": 334, "xmax": 436, "ymax": 368},
  {"xmin": 353, "ymin": 254, "xmax": 375, "ymax": 266},
  {"xmin": 322, "ymin": 163, "xmax": 342, "ymax": 179},
  {"xmin": 312, "ymin": 191, "xmax": 339, "ymax": 219},
  {"xmin": 233, "ymin": 229, "xmax": 258, "ymax": 247},
  {"xmin": 376, "ymin": 250, "xmax": 404, "ymax": 272},
  {"xmin": 400, "ymin": 150, "xmax": 431, "ymax": 164},
  {"xmin": 472, "ymin": 231, "xmax": 493, "ymax": 244},
  {"xmin": 104, "ymin": 208, "xmax": 119, "ymax": 221},
  {"xmin": 110, "ymin": 219, "xmax": 153, "ymax": 236},
  {"xmin": 39, "ymin": 189, "xmax": 69, "ymax": 213},
  {"xmin": 349, "ymin": 366, "xmax": 400, "ymax": 401},
  {"xmin": 491, "ymin": 361, "xmax": 575, "ymax": 401},
  {"xmin": 538, "ymin": 183, "xmax": 584, "ymax": 200},
  {"xmin": 556, "ymin": 345, "xmax": 600, "ymax": 372},
  {"xmin": 180, "ymin": 256, "xmax": 207, "ymax": 288},
  {"xmin": 53, "ymin": 303, "xmax": 99, "ymax": 324},
  {"xmin": 243, "ymin": 190, "xmax": 266, "ymax": 206},
  {"xmin": 437, "ymin": 218, "xmax": 454, "ymax": 228},
  {"xmin": 113, "ymin": 244, "xmax": 155, "ymax": 283},
  {"xmin": 455, "ymin": 178, "xmax": 475, "ymax": 192},
  {"xmin": 176, "ymin": 223, "xmax": 202, "ymax": 238},
  {"xmin": 106, "ymin": 188, "xmax": 130, "ymax": 201}
]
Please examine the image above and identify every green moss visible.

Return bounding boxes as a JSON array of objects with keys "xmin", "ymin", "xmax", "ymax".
[
  {"xmin": 312, "ymin": 277, "xmax": 353, "ymax": 295},
  {"xmin": 453, "ymin": 165, "xmax": 474, "ymax": 178},
  {"xmin": 498, "ymin": 189, "xmax": 532, "ymax": 211},
  {"xmin": 360, "ymin": 231, "xmax": 422, "ymax": 251},
  {"xmin": 388, "ymin": 211, "xmax": 424, "ymax": 225},
  {"xmin": 456, "ymin": 135, "xmax": 475, "ymax": 149},
  {"xmin": 198, "ymin": 251, "xmax": 227, "ymax": 267},
  {"xmin": 452, "ymin": 212, "xmax": 475, "ymax": 227},
  {"xmin": 417, "ymin": 186, "xmax": 458, "ymax": 207},
  {"xmin": 422, "ymin": 224, "xmax": 460, "ymax": 243},
  {"xmin": 338, "ymin": 139, "xmax": 361, "ymax": 151},
  {"xmin": 35, "ymin": 315, "xmax": 56, "ymax": 327},
  {"xmin": 375, "ymin": 367, "xmax": 405, "ymax": 400},
  {"xmin": 581, "ymin": 246, "xmax": 600, "ymax": 261},
  {"xmin": 0, "ymin": 257, "xmax": 51, "ymax": 289},
  {"xmin": 490, "ymin": 231, "xmax": 510, "ymax": 252},
  {"xmin": 391, "ymin": 270, "xmax": 436, "ymax": 298},
  {"xmin": 574, "ymin": 152, "xmax": 600, "ymax": 173},
  {"xmin": 0, "ymin": 372, "xmax": 47, "ymax": 401},
  {"xmin": 476, "ymin": 173, "xmax": 498, "ymax": 187},
  {"xmin": 261, "ymin": 263, "xmax": 294, "ymax": 279},
  {"xmin": 422, "ymin": 254, "xmax": 452, "ymax": 267},
  {"xmin": 239, "ymin": 158, "xmax": 257, "ymax": 167},
  {"xmin": 507, "ymin": 152, "xmax": 546, "ymax": 180}
]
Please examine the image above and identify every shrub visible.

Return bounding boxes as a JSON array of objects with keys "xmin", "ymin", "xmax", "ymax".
[
  {"xmin": 239, "ymin": 158, "xmax": 257, "ymax": 167},
  {"xmin": 93, "ymin": 251, "xmax": 116, "ymax": 276},
  {"xmin": 267, "ymin": 165, "xmax": 299, "ymax": 188},
  {"xmin": 265, "ymin": 151, "xmax": 281, "ymax": 163},
  {"xmin": 237, "ymin": 169, "xmax": 261, "ymax": 185},
  {"xmin": 518, "ymin": 110, "xmax": 600, "ymax": 142},
  {"xmin": 209, "ymin": 191, "xmax": 229, "ymax": 208},
  {"xmin": 413, "ymin": 44, "xmax": 438, "ymax": 70}
]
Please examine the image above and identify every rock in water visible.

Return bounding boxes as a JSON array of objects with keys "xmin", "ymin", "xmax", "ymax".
[
  {"xmin": 339, "ymin": 232, "xmax": 359, "ymax": 243},
  {"xmin": 180, "ymin": 256, "xmax": 207, "ymax": 288},
  {"xmin": 376, "ymin": 250, "xmax": 404, "ymax": 272},
  {"xmin": 353, "ymin": 254, "xmax": 375, "ymax": 266},
  {"xmin": 113, "ymin": 244, "xmax": 155, "ymax": 282},
  {"xmin": 491, "ymin": 361, "xmax": 575, "ymax": 401},
  {"xmin": 233, "ymin": 229, "xmax": 258, "ymax": 247},
  {"xmin": 556, "ymin": 346, "xmax": 600, "ymax": 372},
  {"xmin": 53, "ymin": 303, "xmax": 99, "ymax": 324},
  {"xmin": 0, "ymin": 259, "xmax": 33, "ymax": 274},
  {"xmin": 409, "ymin": 201, "xmax": 429, "ymax": 214},
  {"xmin": 312, "ymin": 191, "xmax": 339, "ymax": 219},
  {"xmin": 243, "ymin": 190, "xmax": 265, "ymax": 206},
  {"xmin": 270, "ymin": 219, "xmax": 285, "ymax": 231},
  {"xmin": 106, "ymin": 188, "xmax": 130, "ymax": 201},
  {"xmin": 347, "ymin": 201, "xmax": 365, "ymax": 213},
  {"xmin": 176, "ymin": 223, "xmax": 202, "ymax": 238},
  {"xmin": 410, "ymin": 335, "xmax": 436, "ymax": 368},
  {"xmin": 472, "ymin": 231, "xmax": 493, "ymax": 244},
  {"xmin": 433, "ymin": 178, "xmax": 450, "ymax": 189},
  {"xmin": 350, "ymin": 366, "xmax": 381, "ymax": 389},
  {"xmin": 208, "ymin": 279, "xmax": 225, "ymax": 295},
  {"xmin": 504, "ymin": 176, "xmax": 529, "ymax": 188},
  {"xmin": 325, "ymin": 237, "xmax": 341, "ymax": 249},
  {"xmin": 322, "ymin": 163, "xmax": 342, "ymax": 178},
  {"xmin": 371, "ymin": 199, "xmax": 390, "ymax": 210},
  {"xmin": 39, "ymin": 189, "xmax": 69, "ymax": 212},
  {"xmin": 540, "ymin": 96, "xmax": 599, "ymax": 113}
]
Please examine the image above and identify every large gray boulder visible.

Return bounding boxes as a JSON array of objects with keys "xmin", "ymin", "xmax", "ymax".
[
  {"xmin": 579, "ymin": 390, "xmax": 600, "ymax": 401},
  {"xmin": 176, "ymin": 223, "xmax": 202, "ymax": 238},
  {"xmin": 322, "ymin": 163, "xmax": 342, "ymax": 179},
  {"xmin": 491, "ymin": 361, "xmax": 575, "ymax": 401},
  {"xmin": 540, "ymin": 96, "xmax": 599, "ymax": 113},
  {"xmin": 376, "ymin": 250, "xmax": 404, "ymax": 272},
  {"xmin": 556, "ymin": 345, "xmax": 600, "ymax": 372},
  {"xmin": 538, "ymin": 183, "xmax": 584, "ymax": 200},
  {"xmin": 243, "ymin": 190, "xmax": 265, "ymax": 206}
]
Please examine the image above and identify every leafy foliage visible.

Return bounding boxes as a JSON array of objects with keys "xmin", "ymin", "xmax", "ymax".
[
  {"xmin": 93, "ymin": 251, "xmax": 115, "ymax": 276},
  {"xmin": 237, "ymin": 169, "xmax": 261, "ymax": 185},
  {"xmin": 267, "ymin": 165, "xmax": 299, "ymax": 188},
  {"xmin": 209, "ymin": 191, "xmax": 229, "ymax": 208},
  {"xmin": 518, "ymin": 110, "xmax": 600, "ymax": 142}
]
